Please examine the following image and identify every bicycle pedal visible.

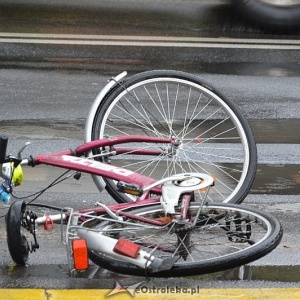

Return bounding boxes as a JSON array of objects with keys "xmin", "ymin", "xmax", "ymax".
[{"xmin": 117, "ymin": 181, "xmax": 143, "ymax": 196}]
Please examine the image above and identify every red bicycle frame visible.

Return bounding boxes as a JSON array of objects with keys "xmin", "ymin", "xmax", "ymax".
[{"xmin": 31, "ymin": 135, "xmax": 177, "ymax": 196}]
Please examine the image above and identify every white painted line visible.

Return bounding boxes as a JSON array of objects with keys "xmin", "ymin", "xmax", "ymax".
[
  {"xmin": 0, "ymin": 33, "xmax": 300, "ymax": 44},
  {"xmin": 0, "ymin": 33, "xmax": 299, "ymax": 49}
]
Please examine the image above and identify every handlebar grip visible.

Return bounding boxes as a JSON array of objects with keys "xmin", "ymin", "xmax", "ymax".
[{"xmin": 0, "ymin": 134, "xmax": 8, "ymax": 164}]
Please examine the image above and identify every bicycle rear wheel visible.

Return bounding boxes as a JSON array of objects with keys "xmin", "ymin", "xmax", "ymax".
[
  {"xmin": 88, "ymin": 203, "xmax": 282, "ymax": 277},
  {"xmin": 91, "ymin": 70, "xmax": 257, "ymax": 204}
]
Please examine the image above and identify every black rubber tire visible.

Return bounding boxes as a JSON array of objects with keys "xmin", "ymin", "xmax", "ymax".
[
  {"xmin": 232, "ymin": 0, "xmax": 300, "ymax": 33},
  {"xmin": 6, "ymin": 200, "xmax": 30, "ymax": 265},
  {"xmin": 88, "ymin": 203, "xmax": 282, "ymax": 277},
  {"xmin": 91, "ymin": 70, "xmax": 257, "ymax": 204}
]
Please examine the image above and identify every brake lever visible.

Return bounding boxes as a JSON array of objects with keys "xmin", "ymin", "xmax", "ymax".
[{"xmin": 17, "ymin": 141, "xmax": 31, "ymax": 160}]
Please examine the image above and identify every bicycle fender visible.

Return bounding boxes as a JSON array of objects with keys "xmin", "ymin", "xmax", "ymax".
[
  {"xmin": 78, "ymin": 229, "xmax": 153, "ymax": 269},
  {"xmin": 84, "ymin": 71, "xmax": 128, "ymax": 192},
  {"xmin": 78, "ymin": 229, "xmax": 177, "ymax": 272},
  {"xmin": 84, "ymin": 71, "xmax": 128, "ymax": 143}
]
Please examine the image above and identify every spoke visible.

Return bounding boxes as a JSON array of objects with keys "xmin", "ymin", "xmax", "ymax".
[
  {"xmin": 171, "ymin": 83, "xmax": 180, "ymax": 131},
  {"xmin": 110, "ymin": 103, "xmax": 162, "ymax": 137},
  {"xmin": 125, "ymin": 97, "xmax": 162, "ymax": 136},
  {"xmin": 115, "ymin": 83, "xmax": 172, "ymax": 135},
  {"xmin": 154, "ymin": 84, "xmax": 169, "ymax": 132},
  {"xmin": 175, "ymin": 97, "xmax": 216, "ymax": 139},
  {"xmin": 181, "ymin": 92, "xmax": 203, "ymax": 139},
  {"xmin": 187, "ymin": 144, "xmax": 244, "ymax": 163},
  {"xmin": 121, "ymin": 153, "xmax": 166, "ymax": 174},
  {"xmin": 179, "ymin": 146, "xmax": 241, "ymax": 182},
  {"xmin": 143, "ymin": 85, "xmax": 177, "ymax": 137},
  {"xmin": 182, "ymin": 87, "xmax": 192, "ymax": 139},
  {"xmin": 174, "ymin": 233, "xmax": 194, "ymax": 261},
  {"xmin": 166, "ymin": 83, "xmax": 171, "ymax": 127}
]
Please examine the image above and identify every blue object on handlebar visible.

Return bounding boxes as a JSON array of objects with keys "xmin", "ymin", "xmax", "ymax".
[{"xmin": 0, "ymin": 182, "xmax": 10, "ymax": 204}]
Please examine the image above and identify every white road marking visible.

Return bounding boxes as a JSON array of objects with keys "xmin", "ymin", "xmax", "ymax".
[{"xmin": 0, "ymin": 33, "xmax": 299, "ymax": 49}]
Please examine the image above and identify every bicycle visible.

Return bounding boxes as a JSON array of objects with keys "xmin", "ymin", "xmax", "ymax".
[{"xmin": 0, "ymin": 132, "xmax": 282, "ymax": 277}]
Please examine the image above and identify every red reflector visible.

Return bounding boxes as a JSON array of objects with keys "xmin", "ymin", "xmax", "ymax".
[
  {"xmin": 72, "ymin": 239, "xmax": 89, "ymax": 270},
  {"xmin": 113, "ymin": 238, "xmax": 140, "ymax": 258},
  {"xmin": 44, "ymin": 216, "xmax": 54, "ymax": 231}
]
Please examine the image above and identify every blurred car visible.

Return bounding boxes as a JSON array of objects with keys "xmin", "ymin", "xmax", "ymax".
[{"xmin": 232, "ymin": 0, "xmax": 300, "ymax": 33}]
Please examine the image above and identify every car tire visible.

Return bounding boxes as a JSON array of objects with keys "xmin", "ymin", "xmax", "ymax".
[{"xmin": 232, "ymin": 0, "xmax": 300, "ymax": 33}]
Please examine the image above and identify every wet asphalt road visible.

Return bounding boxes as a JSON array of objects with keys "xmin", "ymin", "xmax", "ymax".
[{"xmin": 0, "ymin": 0, "xmax": 300, "ymax": 290}]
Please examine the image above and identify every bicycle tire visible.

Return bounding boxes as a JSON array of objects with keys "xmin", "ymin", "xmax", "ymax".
[
  {"xmin": 6, "ymin": 200, "xmax": 30, "ymax": 265},
  {"xmin": 88, "ymin": 202, "xmax": 282, "ymax": 277},
  {"xmin": 91, "ymin": 70, "xmax": 257, "ymax": 204}
]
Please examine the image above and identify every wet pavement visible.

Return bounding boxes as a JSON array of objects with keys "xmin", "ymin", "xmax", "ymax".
[{"xmin": 0, "ymin": 0, "xmax": 300, "ymax": 293}]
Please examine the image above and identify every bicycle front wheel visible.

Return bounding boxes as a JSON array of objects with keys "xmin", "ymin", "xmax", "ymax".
[
  {"xmin": 91, "ymin": 70, "xmax": 257, "ymax": 204},
  {"xmin": 88, "ymin": 203, "xmax": 282, "ymax": 277},
  {"xmin": 6, "ymin": 200, "xmax": 30, "ymax": 265}
]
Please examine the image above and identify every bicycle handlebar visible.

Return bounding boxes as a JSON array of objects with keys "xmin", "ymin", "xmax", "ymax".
[{"xmin": 0, "ymin": 134, "xmax": 8, "ymax": 164}]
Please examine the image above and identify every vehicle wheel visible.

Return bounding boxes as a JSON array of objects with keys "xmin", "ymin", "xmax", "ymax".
[
  {"xmin": 88, "ymin": 202, "xmax": 282, "ymax": 277},
  {"xmin": 232, "ymin": 0, "xmax": 300, "ymax": 33},
  {"xmin": 6, "ymin": 200, "xmax": 30, "ymax": 265},
  {"xmin": 91, "ymin": 70, "xmax": 257, "ymax": 204}
]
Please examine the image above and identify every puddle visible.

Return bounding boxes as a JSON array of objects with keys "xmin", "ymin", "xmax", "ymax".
[
  {"xmin": 252, "ymin": 164, "xmax": 300, "ymax": 195},
  {"xmin": 0, "ymin": 119, "xmax": 84, "ymax": 140},
  {"xmin": 249, "ymin": 119, "xmax": 300, "ymax": 144}
]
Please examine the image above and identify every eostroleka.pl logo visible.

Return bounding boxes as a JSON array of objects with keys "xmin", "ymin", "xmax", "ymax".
[
  {"xmin": 106, "ymin": 281, "xmax": 201, "ymax": 298},
  {"xmin": 106, "ymin": 281, "xmax": 144, "ymax": 297}
]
